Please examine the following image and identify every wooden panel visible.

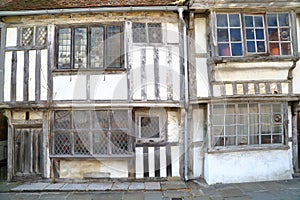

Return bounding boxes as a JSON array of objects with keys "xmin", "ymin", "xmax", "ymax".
[{"xmin": 4, "ymin": 52, "xmax": 12, "ymax": 102}]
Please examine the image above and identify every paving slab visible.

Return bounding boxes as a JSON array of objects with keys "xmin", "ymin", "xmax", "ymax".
[
  {"xmin": 86, "ymin": 183, "xmax": 112, "ymax": 191},
  {"xmin": 144, "ymin": 191, "xmax": 163, "ymax": 200},
  {"xmin": 44, "ymin": 183, "xmax": 65, "ymax": 191},
  {"xmin": 145, "ymin": 182, "xmax": 161, "ymax": 190},
  {"xmin": 276, "ymin": 179, "xmax": 300, "ymax": 190},
  {"xmin": 11, "ymin": 183, "xmax": 49, "ymax": 191},
  {"xmin": 61, "ymin": 183, "xmax": 87, "ymax": 191},
  {"xmin": 67, "ymin": 192, "xmax": 123, "ymax": 200},
  {"xmin": 123, "ymin": 192, "xmax": 144, "ymax": 200},
  {"xmin": 246, "ymin": 191, "xmax": 278, "ymax": 200},
  {"xmin": 13, "ymin": 192, "xmax": 41, "ymax": 199},
  {"xmin": 163, "ymin": 190, "xmax": 190, "ymax": 198},
  {"xmin": 0, "ymin": 182, "xmax": 22, "ymax": 192},
  {"xmin": 258, "ymin": 181, "xmax": 286, "ymax": 191},
  {"xmin": 161, "ymin": 181, "xmax": 187, "ymax": 190},
  {"xmin": 218, "ymin": 188, "xmax": 244, "ymax": 198},
  {"xmin": 236, "ymin": 182, "xmax": 266, "ymax": 193},
  {"xmin": 111, "ymin": 182, "xmax": 129, "ymax": 191},
  {"xmin": 128, "ymin": 182, "xmax": 145, "ymax": 190},
  {"xmin": 39, "ymin": 192, "xmax": 70, "ymax": 200}
]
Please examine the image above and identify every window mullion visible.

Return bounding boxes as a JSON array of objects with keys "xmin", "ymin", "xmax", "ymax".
[
  {"xmin": 71, "ymin": 28, "xmax": 75, "ymax": 69},
  {"xmin": 258, "ymin": 103, "xmax": 262, "ymax": 144}
]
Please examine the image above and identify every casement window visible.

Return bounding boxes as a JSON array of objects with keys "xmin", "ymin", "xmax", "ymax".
[
  {"xmin": 216, "ymin": 13, "xmax": 292, "ymax": 57},
  {"xmin": 52, "ymin": 110, "xmax": 132, "ymax": 157},
  {"xmin": 132, "ymin": 23, "xmax": 162, "ymax": 44},
  {"xmin": 57, "ymin": 24, "xmax": 123, "ymax": 69},
  {"xmin": 135, "ymin": 112, "xmax": 166, "ymax": 143},
  {"xmin": 211, "ymin": 103, "xmax": 286, "ymax": 147}
]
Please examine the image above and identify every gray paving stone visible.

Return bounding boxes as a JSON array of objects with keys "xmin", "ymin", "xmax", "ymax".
[
  {"xmin": 39, "ymin": 192, "xmax": 70, "ymax": 200},
  {"xmin": 128, "ymin": 182, "xmax": 145, "ymax": 190},
  {"xmin": 237, "ymin": 182, "xmax": 266, "ymax": 193},
  {"xmin": 219, "ymin": 188, "xmax": 244, "ymax": 198},
  {"xmin": 87, "ymin": 183, "xmax": 112, "ymax": 191},
  {"xmin": 193, "ymin": 197, "xmax": 211, "ymax": 200},
  {"xmin": 224, "ymin": 195, "xmax": 252, "ymax": 200},
  {"xmin": 246, "ymin": 191, "xmax": 278, "ymax": 200},
  {"xmin": 258, "ymin": 181, "xmax": 286, "ymax": 191},
  {"xmin": 111, "ymin": 182, "xmax": 130, "ymax": 191},
  {"xmin": 13, "ymin": 192, "xmax": 41, "ymax": 200},
  {"xmin": 123, "ymin": 192, "xmax": 144, "ymax": 200},
  {"xmin": 161, "ymin": 181, "xmax": 187, "ymax": 190},
  {"xmin": 145, "ymin": 182, "xmax": 161, "ymax": 190},
  {"xmin": 61, "ymin": 183, "xmax": 87, "ymax": 191},
  {"xmin": 200, "ymin": 187, "xmax": 219, "ymax": 196},
  {"xmin": 11, "ymin": 183, "xmax": 49, "ymax": 191},
  {"xmin": 276, "ymin": 179, "xmax": 300, "ymax": 190},
  {"xmin": 144, "ymin": 192, "xmax": 163, "ymax": 200},
  {"xmin": 190, "ymin": 188, "xmax": 204, "ymax": 197},
  {"xmin": 67, "ymin": 192, "xmax": 123, "ymax": 200},
  {"xmin": 44, "ymin": 183, "xmax": 65, "ymax": 191},
  {"xmin": 163, "ymin": 190, "xmax": 190, "ymax": 198}
]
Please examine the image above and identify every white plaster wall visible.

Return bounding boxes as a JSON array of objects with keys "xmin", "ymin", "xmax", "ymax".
[
  {"xmin": 40, "ymin": 49, "xmax": 48, "ymax": 101},
  {"xmin": 294, "ymin": 16, "xmax": 300, "ymax": 94},
  {"xmin": 204, "ymin": 149, "xmax": 292, "ymax": 185},
  {"xmin": 194, "ymin": 18, "xmax": 207, "ymax": 54},
  {"xmin": 215, "ymin": 61, "xmax": 292, "ymax": 81},
  {"xmin": 196, "ymin": 58, "xmax": 209, "ymax": 97},
  {"xmin": 166, "ymin": 23, "xmax": 179, "ymax": 44},
  {"xmin": 53, "ymin": 75, "xmax": 87, "ymax": 100},
  {"xmin": 90, "ymin": 74, "xmax": 128, "ymax": 100},
  {"xmin": 167, "ymin": 111, "xmax": 180, "ymax": 142},
  {"xmin": 16, "ymin": 51, "xmax": 24, "ymax": 101},
  {"xmin": 4, "ymin": 52, "xmax": 12, "ymax": 102},
  {"xmin": 5, "ymin": 28, "xmax": 17, "ymax": 47}
]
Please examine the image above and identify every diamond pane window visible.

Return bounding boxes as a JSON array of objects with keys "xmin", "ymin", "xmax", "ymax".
[
  {"xmin": 36, "ymin": 26, "xmax": 47, "ymax": 46},
  {"xmin": 54, "ymin": 133, "xmax": 71, "ymax": 155},
  {"xmin": 54, "ymin": 111, "xmax": 71, "ymax": 130},
  {"xmin": 140, "ymin": 116, "xmax": 160, "ymax": 138},
  {"xmin": 90, "ymin": 27, "xmax": 104, "ymax": 68},
  {"xmin": 93, "ymin": 132, "xmax": 108, "ymax": 154},
  {"xmin": 74, "ymin": 132, "xmax": 90, "ymax": 155},
  {"xmin": 74, "ymin": 28, "xmax": 87, "ymax": 69},
  {"xmin": 111, "ymin": 131, "xmax": 129, "ymax": 154},
  {"xmin": 106, "ymin": 26, "xmax": 122, "ymax": 68},
  {"xmin": 132, "ymin": 23, "xmax": 162, "ymax": 44},
  {"xmin": 22, "ymin": 27, "xmax": 34, "ymax": 46}
]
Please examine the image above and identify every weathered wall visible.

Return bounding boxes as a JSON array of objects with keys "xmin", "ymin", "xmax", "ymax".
[
  {"xmin": 204, "ymin": 149, "xmax": 292, "ymax": 185},
  {"xmin": 294, "ymin": 15, "xmax": 300, "ymax": 94},
  {"xmin": 59, "ymin": 160, "xmax": 128, "ymax": 179}
]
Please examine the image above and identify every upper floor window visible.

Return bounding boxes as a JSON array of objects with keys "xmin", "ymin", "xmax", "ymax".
[
  {"xmin": 57, "ymin": 24, "xmax": 123, "ymax": 69},
  {"xmin": 216, "ymin": 13, "xmax": 292, "ymax": 57},
  {"xmin": 211, "ymin": 103, "xmax": 286, "ymax": 147},
  {"xmin": 132, "ymin": 23, "xmax": 162, "ymax": 44}
]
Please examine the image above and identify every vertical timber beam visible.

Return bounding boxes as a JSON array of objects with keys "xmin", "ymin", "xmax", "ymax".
[
  {"xmin": 0, "ymin": 26, "xmax": 6, "ymax": 102},
  {"xmin": 4, "ymin": 110, "xmax": 12, "ymax": 180}
]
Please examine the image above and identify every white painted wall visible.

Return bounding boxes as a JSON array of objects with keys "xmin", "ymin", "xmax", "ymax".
[
  {"xmin": 204, "ymin": 149, "xmax": 292, "ymax": 185},
  {"xmin": 293, "ymin": 16, "xmax": 300, "ymax": 94},
  {"xmin": 5, "ymin": 28, "xmax": 17, "ymax": 47},
  {"xmin": 4, "ymin": 52, "xmax": 12, "ymax": 102},
  {"xmin": 40, "ymin": 49, "xmax": 48, "ymax": 101},
  {"xmin": 16, "ymin": 51, "xmax": 24, "ymax": 101},
  {"xmin": 90, "ymin": 74, "xmax": 128, "ymax": 100},
  {"xmin": 196, "ymin": 58, "xmax": 209, "ymax": 97},
  {"xmin": 53, "ymin": 75, "xmax": 87, "ymax": 100},
  {"xmin": 194, "ymin": 18, "xmax": 207, "ymax": 54},
  {"xmin": 215, "ymin": 62, "xmax": 292, "ymax": 82}
]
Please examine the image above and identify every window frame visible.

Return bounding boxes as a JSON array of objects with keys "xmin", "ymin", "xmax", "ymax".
[
  {"xmin": 51, "ymin": 110, "xmax": 133, "ymax": 158},
  {"xmin": 135, "ymin": 112, "xmax": 166, "ymax": 144},
  {"xmin": 132, "ymin": 22, "xmax": 163, "ymax": 45},
  {"xmin": 55, "ymin": 23, "xmax": 124, "ymax": 70},
  {"xmin": 215, "ymin": 12, "xmax": 293, "ymax": 57},
  {"xmin": 210, "ymin": 102, "xmax": 287, "ymax": 148}
]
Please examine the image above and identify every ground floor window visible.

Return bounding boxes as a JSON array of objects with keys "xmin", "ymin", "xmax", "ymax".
[
  {"xmin": 211, "ymin": 102, "xmax": 287, "ymax": 147},
  {"xmin": 52, "ymin": 110, "xmax": 132, "ymax": 157}
]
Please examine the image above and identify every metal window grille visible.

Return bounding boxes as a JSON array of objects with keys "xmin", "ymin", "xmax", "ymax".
[{"xmin": 22, "ymin": 27, "xmax": 34, "ymax": 46}]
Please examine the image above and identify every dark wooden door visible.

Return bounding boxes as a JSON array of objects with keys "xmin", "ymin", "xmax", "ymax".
[
  {"xmin": 297, "ymin": 112, "xmax": 300, "ymax": 169},
  {"xmin": 14, "ymin": 128, "xmax": 42, "ymax": 177}
]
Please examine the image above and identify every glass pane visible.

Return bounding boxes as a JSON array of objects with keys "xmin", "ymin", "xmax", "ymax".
[
  {"xmin": 217, "ymin": 14, "xmax": 228, "ymax": 27},
  {"xmin": 212, "ymin": 115, "xmax": 224, "ymax": 125},
  {"xmin": 261, "ymin": 135, "xmax": 272, "ymax": 144},
  {"xmin": 92, "ymin": 111, "xmax": 109, "ymax": 130},
  {"xmin": 257, "ymin": 41, "xmax": 265, "ymax": 52},
  {"xmin": 249, "ymin": 104, "xmax": 258, "ymax": 113},
  {"xmin": 261, "ymin": 124, "xmax": 271, "ymax": 134},
  {"xmin": 270, "ymin": 43, "xmax": 280, "ymax": 55},
  {"xmin": 238, "ymin": 115, "xmax": 247, "ymax": 125},
  {"xmin": 231, "ymin": 43, "xmax": 243, "ymax": 56},
  {"xmin": 213, "ymin": 137, "xmax": 224, "ymax": 146},
  {"xmin": 249, "ymin": 135, "xmax": 259, "ymax": 144},
  {"xmin": 249, "ymin": 114, "xmax": 259, "ymax": 125},
  {"xmin": 230, "ymin": 28, "xmax": 241, "ymax": 41},
  {"xmin": 254, "ymin": 16, "xmax": 263, "ymax": 27},
  {"xmin": 225, "ymin": 125, "xmax": 235, "ymax": 135},
  {"xmin": 111, "ymin": 110, "xmax": 128, "ymax": 129},
  {"xmin": 226, "ymin": 105, "xmax": 235, "ymax": 114},
  {"xmin": 111, "ymin": 131, "xmax": 129, "ymax": 154},
  {"xmin": 261, "ymin": 104, "xmax": 271, "ymax": 113},
  {"xmin": 280, "ymin": 29, "xmax": 290, "ymax": 41},
  {"xmin": 237, "ymin": 125, "xmax": 248, "ymax": 135},
  {"xmin": 278, "ymin": 13, "xmax": 289, "ymax": 26},
  {"xmin": 225, "ymin": 137, "xmax": 236, "ymax": 146},
  {"xmin": 281, "ymin": 43, "xmax": 291, "ymax": 55},
  {"xmin": 36, "ymin": 26, "xmax": 47, "ymax": 46},
  {"xmin": 90, "ymin": 27, "xmax": 104, "ymax": 68},
  {"xmin": 250, "ymin": 124, "xmax": 259, "ymax": 135},
  {"xmin": 106, "ymin": 26, "xmax": 121, "ymax": 68},
  {"xmin": 218, "ymin": 43, "xmax": 230, "ymax": 56},
  {"xmin": 212, "ymin": 126, "xmax": 224, "ymax": 137},
  {"xmin": 74, "ymin": 132, "xmax": 90, "ymax": 155},
  {"xmin": 273, "ymin": 135, "xmax": 282, "ymax": 144},
  {"xmin": 22, "ymin": 27, "xmax": 34, "ymax": 46},
  {"xmin": 272, "ymin": 104, "xmax": 282, "ymax": 112},
  {"xmin": 256, "ymin": 29, "xmax": 264, "ymax": 40},
  {"xmin": 58, "ymin": 28, "xmax": 71, "ymax": 69},
  {"xmin": 54, "ymin": 111, "xmax": 71, "ymax": 130},
  {"xmin": 132, "ymin": 23, "xmax": 146, "ymax": 43},
  {"xmin": 148, "ymin": 23, "xmax": 162, "ymax": 43},
  {"xmin": 140, "ymin": 116, "xmax": 160, "ymax": 138},
  {"xmin": 246, "ymin": 29, "xmax": 254, "ymax": 39},
  {"xmin": 229, "ymin": 14, "xmax": 240, "ymax": 27},
  {"xmin": 261, "ymin": 114, "xmax": 270, "ymax": 123},
  {"xmin": 247, "ymin": 42, "xmax": 255, "ymax": 52},
  {"xmin": 93, "ymin": 132, "xmax": 108, "ymax": 154},
  {"xmin": 267, "ymin": 14, "xmax": 278, "ymax": 26},
  {"xmin": 217, "ymin": 29, "xmax": 229, "ymax": 42},
  {"xmin": 74, "ymin": 28, "xmax": 87, "ymax": 68},
  {"xmin": 238, "ymin": 104, "xmax": 247, "ymax": 114},
  {"xmin": 272, "ymin": 125, "xmax": 283, "ymax": 134},
  {"xmin": 73, "ymin": 111, "xmax": 89, "ymax": 130},
  {"xmin": 269, "ymin": 28, "xmax": 279, "ymax": 41},
  {"xmin": 213, "ymin": 104, "xmax": 224, "ymax": 114},
  {"xmin": 245, "ymin": 16, "xmax": 253, "ymax": 27},
  {"xmin": 238, "ymin": 136, "xmax": 248, "ymax": 145}
]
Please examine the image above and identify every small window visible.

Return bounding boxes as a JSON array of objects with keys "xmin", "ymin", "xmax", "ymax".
[
  {"xmin": 216, "ymin": 12, "xmax": 292, "ymax": 57},
  {"xmin": 20, "ymin": 26, "xmax": 47, "ymax": 48},
  {"xmin": 57, "ymin": 24, "xmax": 123, "ymax": 69},
  {"xmin": 132, "ymin": 22, "xmax": 162, "ymax": 44}
]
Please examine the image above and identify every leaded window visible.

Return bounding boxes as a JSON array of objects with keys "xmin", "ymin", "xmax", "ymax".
[
  {"xmin": 216, "ymin": 12, "xmax": 292, "ymax": 57},
  {"xmin": 52, "ymin": 110, "xmax": 132, "ymax": 157},
  {"xmin": 57, "ymin": 24, "xmax": 123, "ymax": 69},
  {"xmin": 211, "ymin": 103, "xmax": 286, "ymax": 147},
  {"xmin": 21, "ymin": 26, "xmax": 47, "ymax": 48},
  {"xmin": 132, "ymin": 23, "xmax": 162, "ymax": 44}
]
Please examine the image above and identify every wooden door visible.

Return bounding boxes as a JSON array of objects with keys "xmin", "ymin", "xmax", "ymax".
[
  {"xmin": 14, "ymin": 127, "xmax": 42, "ymax": 177},
  {"xmin": 297, "ymin": 112, "xmax": 300, "ymax": 169}
]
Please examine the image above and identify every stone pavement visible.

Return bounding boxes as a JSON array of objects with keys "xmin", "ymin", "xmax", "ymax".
[{"xmin": 0, "ymin": 177, "xmax": 299, "ymax": 199}]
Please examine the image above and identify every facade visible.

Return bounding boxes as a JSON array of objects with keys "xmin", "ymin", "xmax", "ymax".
[{"xmin": 0, "ymin": 0, "xmax": 299, "ymax": 185}]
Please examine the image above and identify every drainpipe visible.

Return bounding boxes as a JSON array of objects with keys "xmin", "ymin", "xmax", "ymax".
[{"xmin": 178, "ymin": 7, "xmax": 189, "ymax": 181}]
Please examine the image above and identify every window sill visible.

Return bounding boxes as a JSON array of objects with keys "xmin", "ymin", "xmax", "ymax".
[
  {"xmin": 52, "ymin": 68, "xmax": 127, "ymax": 75},
  {"xmin": 213, "ymin": 55, "xmax": 300, "ymax": 64},
  {"xmin": 50, "ymin": 154, "xmax": 134, "ymax": 159},
  {"xmin": 208, "ymin": 144, "xmax": 289, "ymax": 154}
]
